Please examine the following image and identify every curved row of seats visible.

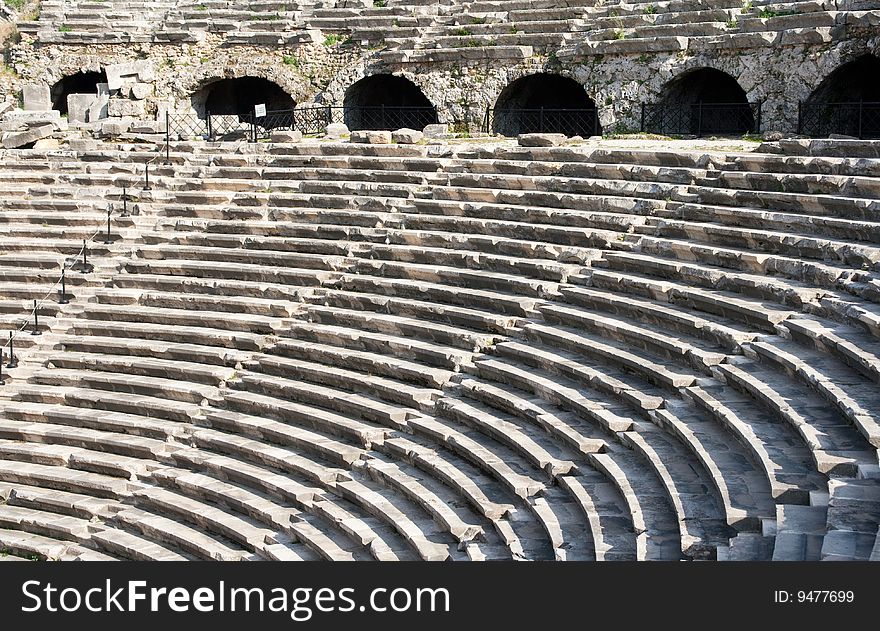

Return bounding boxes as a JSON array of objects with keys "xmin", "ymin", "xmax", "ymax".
[
  {"xmin": 0, "ymin": 136, "xmax": 877, "ymax": 561},
  {"xmin": 21, "ymin": 0, "xmax": 877, "ymax": 56}
]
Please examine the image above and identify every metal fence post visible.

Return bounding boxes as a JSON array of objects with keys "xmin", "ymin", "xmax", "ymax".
[
  {"xmin": 797, "ymin": 101, "xmax": 802, "ymax": 135},
  {"xmin": 697, "ymin": 103, "xmax": 703, "ymax": 137},
  {"xmin": 59, "ymin": 266, "xmax": 68, "ymax": 304},
  {"xmin": 143, "ymin": 162, "xmax": 151, "ymax": 191},
  {"xmin": 539, "ymin": 107, "xmax": 545, "ymax": 133},
  {"xmin": 858, "ymin": 101, "xmax": 864, "ymax": 139},
  {"xmin": 640, "ymin": 103, "xmax": 646, "ymax": 133},
  {"xmin": 8, "ymin": 332, "xmax": 16, "ymax": 368},
  {"xmin": 82, "ymin": 239, "xmax": 88, "ymax": 272},
  {"xmin": 165, "ymin": 112, "xmax": 172, "ymax": 165},
  {"xmin": 756, "ymin": 101, "xmax": 762, "ymax": 134},
  {"xmin": 31, "ymin": 300, "xmax": 40, "ymax": 336},
  {"xmin": 206, "ymin": 109, "xmax": 213, "ymax": 141}
]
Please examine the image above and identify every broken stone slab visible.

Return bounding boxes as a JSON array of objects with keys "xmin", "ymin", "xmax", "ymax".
[
  {"xmin": 67, "ymin": 93, "xmax": 96, "ymax": 123},
  {"xmin": 2, "ymin": 123, "xmax": 55, "ymax": 149},
  {"xmin": 68, "ymin": 138, "xmax": 97, "ymax": 151},
  {"xmin": 325, "ymin": 122, "xmax": 349, "ymax": 139},
  {"xmin": 89, "ymin": 94, "xmax": 110, "ymax": 121},
  {"xmin": 33, "ymin": 138, "xmax": 61, "ymax": 150},
  {"xmin": 422, "ymin": 123, "xmax": 448, "ymax": 138},
  {"xmin": 350, "ymin": 130, "xmax": 391, "ymax": 144},
  {"xmin": 270, "ymin": 130, "xmax": 303, "ymax": 143},
  {"xmin": 518, "ymin": 133, "xmax": 567, "ymax": 147},
  {"xmin": 392, "ymin": 128, "xmax": 423, "ymax": 144},
  {"xmin": 105, "ymin": 60, "xmax": 155, "ymax": 91},
  {"xmin": 130, "ymin": 82, "xmax": 153, "ymax": 100},
  {"xmin": 130, "ymin": 121, "xmax": 163, "ymax": 134},
  {"xmin": 22, "ymin": 83, "xmax": 51, "ymax": 111},
  {"xmin": 101, "ymin": 119, "xmax": 132, "ymax": 136},
  {"xmin": 108, "ymin": 99, "xmax": 146, "ymax": 118}
]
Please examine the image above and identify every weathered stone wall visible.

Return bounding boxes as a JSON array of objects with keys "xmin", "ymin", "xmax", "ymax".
[{"xmin": 6, "ymin": 27, "xmax": 880, "ymax": 135}]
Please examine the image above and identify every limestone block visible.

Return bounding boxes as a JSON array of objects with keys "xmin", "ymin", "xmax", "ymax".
[
  {"xmin": 69, "ymin": 138, "xmax": 98, "ymax": 151},
  {"xmin": 2, "ymin": 123, "xmax": 55, "ymax": 149},
  {"xmin": 88, "ymin": 96, "xmax": 110, "ymax": 122},
  {"xmin": 108, "ymin": 99, "xmax": 146, "ymax": 118},
  {"xmin": 130, "ymin": 82, "xmax": 153, "ymax": 100},
  {"xmin": 325, "ymin": 122, "xmax": 349, "ymax": 139},
  {"xmin": 270, "ymin": 130, "xmax": 303, "ymax": 143},
  {"xmin": 105, "ymin": 60, "xmax": 155, "ymax": 91},
  {"xmin": 67, "ymin": 93, "xmax": 96, "ymax": 123},
  {"xmin": 422, "ymin": 123, "xmax": 448, "ymax": 138},
  {"xmin": 350, "ymin": 130, "xmax": 392, "ymax": 144},
  {"xmin": 101, "ymin": 120, "xmax": 132, "ymax": 136},
  {"xmin": 130, "ymin": 121, "xmax": 163, "ymax": 134},
  {"xmin": 22, "ymin": 83, "xmax": 51, "ymax": 111},
  {"xmin": 33, "ymin": 138, "xmax": 61, "ymax": 150},
  {"xmin": 2, "ymin": 110, "xmax": 65, "ymax": 131},
  {"xmin": 518, "ymin": 133, "xmax": 567, "ymax": 147},
  {"xmin": 392, "ymin": 128, "xmax": 423, "ymax": 144}
]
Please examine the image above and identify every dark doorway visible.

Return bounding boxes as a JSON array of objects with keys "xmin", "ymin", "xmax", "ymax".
[
  {"xmin": 799, "ymin": 55, "xmax": 880, "ymax": 138},
  {"xmin": 194, "ymin": 77, "xmax": 295, "ymax": 119},
  {"xmin": 491, "ymin": 73, "xmax": 599, "ymax": 137},
  {"xmin": 51, "ymin": 71, "xmax": 107, "ymax": 114},
  {"xmin": 644, "ymin": 68, "xmax": 756, "ymax": 136},
  {"xmin": 343, "ymin": 74, "xmax": 437, "ymax": 131}
]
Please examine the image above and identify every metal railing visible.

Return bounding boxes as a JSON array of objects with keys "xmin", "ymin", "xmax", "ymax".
[
  {"xmin": 484, "ymin": 107, "xmax": 601, "ymax": 137},
  {"xmin": 1, "ymin": 142, "xmax": 160, "ymax": 384},
  {"xmin": 168, "ymin": 105, "xmax": 440, "ymax": 142},
  {"xmin": 797, "ymin": 101, "xmax": 880, "ymax": 139},
  {"xmin": 640, "ymin": 101, "xmax": 762, "ymax": 137}
]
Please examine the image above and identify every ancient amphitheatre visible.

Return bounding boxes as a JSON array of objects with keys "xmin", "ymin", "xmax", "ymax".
[{"xmin": 0, "ymin": 0, "xmax": 875, "ymax": 562}]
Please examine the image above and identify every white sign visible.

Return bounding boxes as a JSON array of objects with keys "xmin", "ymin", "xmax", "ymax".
[{"xmin": 254, "ymin": 103, "xmax": 267, "ymax": 117}]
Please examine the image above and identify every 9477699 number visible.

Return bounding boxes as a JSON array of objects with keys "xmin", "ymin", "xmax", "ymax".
[{"xmin": 773, "ymin": 590, "xmax": 855, "ymax": 604}]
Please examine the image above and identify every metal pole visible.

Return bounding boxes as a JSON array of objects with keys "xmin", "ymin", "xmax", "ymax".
[
  {"xmin": 31, "ymin": 300, "xmax": 40, "ymax": 336},
  {"xmin": 859, "ymin": 100, "xmax": 863, "ymax": 139},
  {"xmin": 697, "ymin": 103, "xmax": 703, "ymax": 137},
  {"xmin": 640, "ymin": 103, "xmax": 646, "ymax": 133},
  {"xmin": 143, "ymin": 162, "xmax": 151, "ymax": 191},
  {"xmin": 59, "ymin": 267, "xmax": 68, "ymax": 304},
  {"xmin": 82, "ymin": 239, "xmax": 88, "ymax": 271},
  {"xmin": 7, "ymin": 332, "xmax": 16, "ymax": 368},
  {"xmin": 206, "ymin": 109, "xmax": 213, "ymax": 141},
  {"xmin": 122, "ymin": 186, "xmax": 128, "ymax": 217},
  {"xmin": 105, "ymin": 207, "xmax": 112, "ymax": 244},
  {"xmin": 164, "ymin": 111, "xmax": 171, "ymax": 165}
]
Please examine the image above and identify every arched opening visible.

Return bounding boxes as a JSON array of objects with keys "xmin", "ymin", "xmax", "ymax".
[
  {"xmin": 800, "ymin": 55, "xmax": 880, "ymax": 138},
  {"xmin": 51, "ymin": 71, "xmax": 107, "ymax": 115},
  {"xmin": 646, "ymin": 68, "xmax": 755, "ymax": 136},
  {"xmin": 191, "ymin": 76, "xmax": 295, "ymax": 118},
  {"xmin": 343, "ymin": 74, "xmax": 437, "ymax": 131},
  {"xmin": 491, "ymin": 73, "xmax": 599, "ymax": 137},
  {"xmin": 188, "ymin": 77, "xmax": 296, "ymax": 139}
]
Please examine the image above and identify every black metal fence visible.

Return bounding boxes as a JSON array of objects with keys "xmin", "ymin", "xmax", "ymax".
[
  {"xmin": 640, "ymin": 102, "xmax": 761, "ymax": 137},
  {"xmin": 167, "ymin": 105, "xmax": 439, "ymax": 141},
  {"xmin": 797, "ymin": 101, "xmax": 880, "ymax": 139},
  {"xmin": 485, "ymin": 107, "xmax": 601, "ymax": 137}
]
